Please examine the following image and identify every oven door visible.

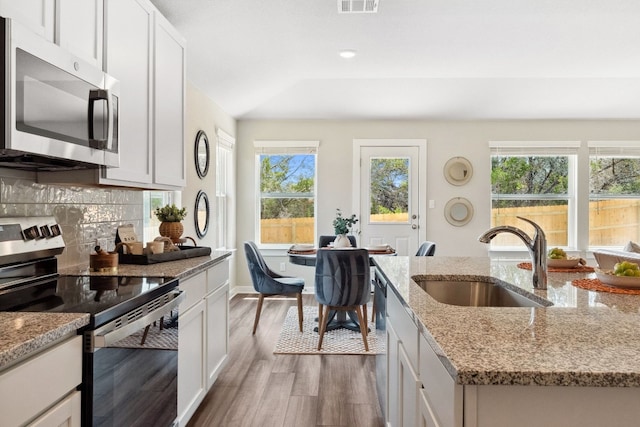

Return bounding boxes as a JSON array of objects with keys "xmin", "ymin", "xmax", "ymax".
[
  {"xmin": 3, "ymin": 17, "xmax": 120, "ymax": 168},
  {"xmin": 83, "ymin": 289, "xmax": 183, "ymax": 427}
]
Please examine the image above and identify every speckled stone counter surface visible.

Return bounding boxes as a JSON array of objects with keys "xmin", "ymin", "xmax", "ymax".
[
  {"xmin": 0, "ymin": 312, "xmax": 89, "ymax": 370},
  {"xmin": 59, "ymin": 250, "xmax": 232, "ymax": 280},
  {"xmin": 373, "ymin": 256, "xmax": 640, "ymax": 387}
]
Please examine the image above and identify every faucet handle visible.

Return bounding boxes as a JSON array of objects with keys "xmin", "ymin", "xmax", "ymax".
[{"xmin": 516, "ymin": 216, "xmax": 546, "ymax": 238}]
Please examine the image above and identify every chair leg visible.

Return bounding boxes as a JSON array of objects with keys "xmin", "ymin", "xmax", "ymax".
[
  {"xmin": 317, "ymin": 305, "xmax": 331, "ymax": 350},
  {"xmin": 252, "ymin": 294, "xmax": 265, "ymax": 335},
  {"xmin": 317, "ymin": 303, "xmax": 324, "ymax": 331},
  {"xmin": 362, "ymin": 304, "xmax": 368, "ymax": 337},
  {"xmin": 355, "ymin": 305, "xmax": 369, "ymax": 352},
  {"xmin": 296, "ymin": 293, "xmax": 303, "ymax": 332}
]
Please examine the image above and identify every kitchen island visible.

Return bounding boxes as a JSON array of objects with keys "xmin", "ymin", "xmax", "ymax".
[{"xmin": 374, "ymin": 255, "xmax": 640, "ymax": 427}]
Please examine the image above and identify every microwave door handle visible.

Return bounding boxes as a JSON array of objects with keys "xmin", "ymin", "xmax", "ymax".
[{"xmin": 87, "ymin": 89, "xmax": 109, "ymax": 150}]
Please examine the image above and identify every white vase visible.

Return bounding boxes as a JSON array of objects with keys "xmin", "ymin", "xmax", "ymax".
[{"xmin": 333, "ymin": 234, "xmax": 352, "ymax": 248}]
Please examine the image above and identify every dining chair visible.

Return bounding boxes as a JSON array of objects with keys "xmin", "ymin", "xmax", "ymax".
[
  {"xmin": 318, "ymin": 235, "xmax": 357, "ymax": 248},
  {"xmin": 416, "ymin": 241, "xmax": 436, "ymax": 256},
  {"xmin": 314, "ymin": 248, "xmax": 370, "ymax": 351},
  {"xmin": 243, "ymin": 241, "xmax": 304, "ymax": 335}
]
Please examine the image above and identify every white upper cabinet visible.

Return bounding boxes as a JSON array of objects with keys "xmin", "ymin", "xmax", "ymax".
[
  {"xmin": 56, "ymin": 0, "xmax": 103, "ymax": 67},
  {"xmin": 101, "ymin": 0, "xmax": 154, "ymax": 186},
  {"xmin": 153, "ymin": 11, "xmax": 186, "ymax": 188},
  {"xmin": 0, "ymin": 0, "xmax": 54, "ymax": 41}
]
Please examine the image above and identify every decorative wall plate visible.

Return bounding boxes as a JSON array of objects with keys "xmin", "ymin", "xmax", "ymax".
[
  {"xmin": 195, "ymin": 190, "xmax": 210, "ymax": 238},
  {"xmin": 195, "ymin": 130, "xmax": 210, "ymax": 178},
  {"xmin": 444, "ymin": 157, "xmax": 473, "ymax": 186},
  {"xmin": 444, "ymin": 197, "xmax": 474, "ymax": 226}
]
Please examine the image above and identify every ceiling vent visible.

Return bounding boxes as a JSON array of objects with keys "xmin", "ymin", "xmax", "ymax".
[{"xmin": 339, "ymin": 0, "xmax": 379, "ymax": 13}]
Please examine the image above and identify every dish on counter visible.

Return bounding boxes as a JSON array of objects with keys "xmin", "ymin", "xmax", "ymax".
[
  {"xmin": 595, "ymin": 269, "xmax": 640, "ymax": 289},
  {"xmin": 547, "ymin": 257, "xmax": 581, "ymax": 268},
  {"xmin": 290, "ymin": 244, "xmax": 315, "ymax": 252},
  {"xmin": 366, "ymin": 244, "xmax": 390, "ymax": 251}
]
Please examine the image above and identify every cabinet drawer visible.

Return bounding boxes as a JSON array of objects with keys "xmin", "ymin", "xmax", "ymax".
[
  {"xmin": 207, "ymin": 259, "xmax": 229, "ymax": 293},
  {"xmin": 180, "ymin": 271, "xmax": 207, "ymax": 312},
  {"xmin": 0, "ymin": 335, "xmax": 82, "ymax": 427},
  {"xmin": 388, "ymin": 288, "xmax": 419, "ymax": 369}
]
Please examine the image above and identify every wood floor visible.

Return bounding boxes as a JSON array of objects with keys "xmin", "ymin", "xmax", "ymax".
[{"xmin": 187, "ymin": 294, "xmax": 384, "ymax": 427}]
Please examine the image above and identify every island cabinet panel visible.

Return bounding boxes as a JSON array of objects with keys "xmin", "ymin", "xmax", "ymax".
[
  {"xmin": 464, "ymin": 384, "xmax": 640, "ymax": 427},
  {"xmin": 206, "ymin": 259, "xmax": 230, "ymax": 389},
  {"xmin": 178, "ymin": 297, "xmax": 206, "ymax": 426},
  {"xmin": 0, "ymin": 336, "xmax": 82, "ymax": 427},
  {"xmin": 419, "ymin": 334, "xmax": 463, "ymax": 427}
]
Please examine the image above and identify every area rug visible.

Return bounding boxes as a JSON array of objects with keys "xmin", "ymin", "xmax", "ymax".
[
  {"xmin": 111, "ymin": 315, "xmax": 178, "ymax": 350},
  {"xmin": 274, "ymin": 306, "xmax": 384, "ymax": 355}
]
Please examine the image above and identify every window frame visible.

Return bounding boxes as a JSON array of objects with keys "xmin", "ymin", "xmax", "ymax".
[
  {"xmin": 254, "ymin": 140, "xmax": 319, "ymax": 249},
  {"xmin": 216, "ymin": 128, "xmax": 234, "ymax": 250},
  {"xmin": 489, "ymin": 141, "xmax": 579, "ymax": 251},
  {"xmin": 489, "ymin": 141, "xmax": 640, "ymax": 255}
]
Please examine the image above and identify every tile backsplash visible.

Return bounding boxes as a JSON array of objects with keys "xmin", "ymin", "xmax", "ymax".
[{"xmin": 0, "ymin": 176, "xmax": 144, "ymax": 269}]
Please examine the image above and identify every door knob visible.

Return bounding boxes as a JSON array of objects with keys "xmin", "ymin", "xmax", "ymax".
[{"xmin": 412, "ymin": 224, "xmax": 418, "ymax": 229}]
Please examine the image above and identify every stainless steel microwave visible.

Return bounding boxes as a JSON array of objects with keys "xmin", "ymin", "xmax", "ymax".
[{"xmin": 0, "ymin": 16, "xmax": 119, "ymax": 171}]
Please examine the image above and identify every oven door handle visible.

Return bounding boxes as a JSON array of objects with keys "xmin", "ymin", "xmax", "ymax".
[{"xmin": 90, "ymin": 290, "xmax": 184, "ymax": 350}]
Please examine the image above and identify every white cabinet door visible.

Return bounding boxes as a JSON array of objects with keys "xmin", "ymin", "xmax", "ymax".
[
  {"xmin": 206, "ymin": 282, "xmax": 229, "ymax": 389},
  {"xmin": 418, "ymin": 389, "xmax": 440, "ymax": 427},
  {"xmin": 0, "ymin": 0, "xmax": 54, "ymax": 41},
  {"xmin": 102, "ymin": 0, "xmax": 154, "ymax": 185},
  {"xmin": 398, "ymin": 344, "xmax": 420, "ymax": 427},
  {"xmin": 28, "ymin": 390, "xmax": 81, "ymax": 427},
  {"xmin": 387, "ymin": 319, "xmax": 400, "ymax": 427},
  {"xmin": 153, "ymin": 11, "xmax": 186, "ymax": 188},
  {"xmin": 178, "ymin": 299, "xmax": 206, "ymax": 426},
  {"xmin": 55, "ymin": 0, "xmax": 103, "ymax": 67}
]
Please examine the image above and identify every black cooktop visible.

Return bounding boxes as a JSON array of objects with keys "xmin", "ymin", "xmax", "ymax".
[{"xmin": 0, "ymin": 275, "xmax": 178, "ymax": 328}]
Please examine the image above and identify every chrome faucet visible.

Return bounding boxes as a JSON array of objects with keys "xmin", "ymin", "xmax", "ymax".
[{"xmin": 478, "ymin": 216, "xmax": 548, "ymax": 290}]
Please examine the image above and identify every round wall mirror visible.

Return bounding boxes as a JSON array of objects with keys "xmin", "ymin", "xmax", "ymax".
[
  {"xmin": 444, "ymin": 197, "xmax": 474, "ymax": 226},
  {"xmin": 194, "ymin": 130, "xmax": 210, "ymax": 179},
  {"xmin": 195, "ymin": 190, "xmax": 210, "ymax": 238},
  {"xmin": 444, "ymin": 157, "xmax": 473, "ymax": 186}
]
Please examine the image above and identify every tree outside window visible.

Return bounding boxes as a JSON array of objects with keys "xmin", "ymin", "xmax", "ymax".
[{"xmin": 259, "ymin": 153, "xmax": 316, "ymax": 245}]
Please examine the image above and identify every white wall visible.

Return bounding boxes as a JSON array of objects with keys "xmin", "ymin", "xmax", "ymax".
[
  {"xmin": 234, "ymin": 119, "xmax": 640, "ymax": 291},
  {"xmin": 183, "ymin": 82, "xmax": 237, "ymax": 284}
]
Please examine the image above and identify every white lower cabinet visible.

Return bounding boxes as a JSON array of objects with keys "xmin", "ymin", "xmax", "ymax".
[
  {"xmin": 178, "ymin": 259, "xmax": 230, "ymax": 425},
  {"xmin": 178, "ymin": 297, "xmax": 206, "ymax": 425},
  {"xmin": 0, "ymin": 335, "xmax": 82, "ymax": 427}
]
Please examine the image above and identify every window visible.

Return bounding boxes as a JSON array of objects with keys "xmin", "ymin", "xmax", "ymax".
[
  {"xmin": 216, "ymin": 128, "xmax": 234, "ymax": 250},
  {"xmin": 254, "ymin": 140, "xmax": 318, "ymax": 247},
  {"xmin": 589, "ymin": 142, "xmax": 640, "ymax": 247},
  {"xmin": 143, "ymin": 190, "xmax": 179, "ymax": 242},
  {"xmin": 490, "ymin": 142, "xmax": 578, "ymax": 248}
]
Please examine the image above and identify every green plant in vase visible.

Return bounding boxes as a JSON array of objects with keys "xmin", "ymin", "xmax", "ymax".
[
  {"xmin": 333, "ymin": 209, "xmax": 358, "ymax": 247},
  {"xmin": 155, "ymin": 204, "xmax": 187, "ymax": 242}
]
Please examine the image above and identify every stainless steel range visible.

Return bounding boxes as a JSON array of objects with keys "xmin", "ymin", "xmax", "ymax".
[{"xmin": 0, "ymin": 217, "xmax": 183, "ymax": 426}]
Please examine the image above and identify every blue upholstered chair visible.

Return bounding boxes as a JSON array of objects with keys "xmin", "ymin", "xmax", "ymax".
[
  {"xmin": 244, "ymin": 241, "xmax": 304, "ymax": 335},
  {"xmin": 416, "ymin": 241, "xmax": 436, "ymax": 256},
  {"xmin": 314, "ymin": 248, "xmax": 370, "ymax": 351},
  {"xmin": 318, "ymin": 235, "xmax": 357, "ymax": 248}
]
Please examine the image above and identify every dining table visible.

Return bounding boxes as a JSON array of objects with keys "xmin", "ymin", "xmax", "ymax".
[{"xmin": 287, "ymin": 245, "xmax": 395, "ymax": 332}]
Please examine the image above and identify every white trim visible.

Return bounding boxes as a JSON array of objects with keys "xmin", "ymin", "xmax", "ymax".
[
  {"xmin": 254, "ymin": 140, "xmax": 319, "ymax": 149},
  {"xmin": 216, "ymin": 127, "xmax": 235, "ymax": 148}
]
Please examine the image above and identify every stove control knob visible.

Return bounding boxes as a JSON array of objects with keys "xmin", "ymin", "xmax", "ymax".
[
  {"xmin": 50, "ymin": 224, "xmax": 62, "ymax": 237},
  {"xmin": 40, "ymin": 225, "xmax": 52, "ymax": 238},
  {"xmin": 23, "ymin": 225, "xmax": 41, "ymax": 240}
]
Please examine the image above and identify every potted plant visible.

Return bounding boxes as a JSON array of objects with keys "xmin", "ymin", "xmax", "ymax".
[
  {"xmin": 155, "ymin": 204, "xmax": 187, "ymax": 242},
  {"xmin": 332, "ymin": 209, "xmax": 358, "ymax": 247}
]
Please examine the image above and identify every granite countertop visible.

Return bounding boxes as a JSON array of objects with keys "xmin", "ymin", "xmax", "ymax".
[
  {"xmin": 59, "ymin": 250, "xmax": 232, "ymax": 280},
  {"xmin": 373, "ymin": 256, "xmax": 640, "ymax": 388},
  {"xmin": 1, "ymin": 250, "xmax": 231, "ymax": 371},
  {"xmin": 0, "ymin": 312, "xmax": 89, "ymax": 370}
]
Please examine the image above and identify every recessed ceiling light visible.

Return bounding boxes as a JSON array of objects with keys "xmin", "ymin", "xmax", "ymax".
[{"xmin": 339, "ymin": 49, "xmax": 357, "ymax": 59}]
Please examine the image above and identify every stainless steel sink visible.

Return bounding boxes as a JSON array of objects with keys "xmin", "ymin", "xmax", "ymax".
[{"xmin": 412, "ymin": 277, "xmax": 552, "ymax": 308}]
